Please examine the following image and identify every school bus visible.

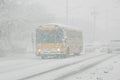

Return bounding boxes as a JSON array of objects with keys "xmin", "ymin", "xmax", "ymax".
[{"xmin": 36, "ymin": 24, "xmax": 83, "ymax": 58}]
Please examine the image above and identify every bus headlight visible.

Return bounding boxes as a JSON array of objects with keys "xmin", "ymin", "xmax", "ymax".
[
  {"xmin": 57, "ymin": 48, "xmax": 60, "ymax": 51},
  {"xmin": 38, "ymin": 49, "xmax": 41, "ymax": 52}
]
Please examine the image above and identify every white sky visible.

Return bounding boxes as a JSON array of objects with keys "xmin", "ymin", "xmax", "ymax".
[{"xmin": 15, "ymin": 0, "xmax": 120, "ymax": 43}]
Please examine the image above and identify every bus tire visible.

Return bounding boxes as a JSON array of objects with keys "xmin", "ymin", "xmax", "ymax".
[
  {"xmin": 36, "ymin": 52, "xmax": 40, "ymax": 56},
  {"xmin": 41, "ymin": 55, "xmax": 46, "ymax": 59},
  {"xmin": 75, "ymin": 53, "xmax": 80, "ymax": 56},
  {"xmin": 67, "ymin": 47, "xmax": 70, "ymax": 54}
]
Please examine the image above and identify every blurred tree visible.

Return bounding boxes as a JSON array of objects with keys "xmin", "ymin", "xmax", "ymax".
[{"xmin": 0, "ymin": 0, "xmax": 55, "ymax": 55}]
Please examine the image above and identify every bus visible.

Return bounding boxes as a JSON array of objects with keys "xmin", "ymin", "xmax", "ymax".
[{"xmin": 36, "ymin": 24, "xmax": 83, "ymax": 58}]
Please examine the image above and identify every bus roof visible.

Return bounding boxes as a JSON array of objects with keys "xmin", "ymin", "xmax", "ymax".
[{"xmin": 37, "ymin": 23, "xmax": 82, "ymax": 32}]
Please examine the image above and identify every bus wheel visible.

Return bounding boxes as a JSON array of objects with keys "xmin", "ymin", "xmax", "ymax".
[
  {"xmin": 76, "ymin": 49, "xmax": 81, "ymax": 56},
  {"xmin": 67, "ymin": 47, "xmax": 70, "ymax": 54},
  {"xmin": 75, "ymin": 53, "xmax": 80, "ymax": 56},
  {"xmin": 36, "ymin": 52, "xmax": 40, "ymax": 56},
  {"xmin": 41, "ymin": 56, "xmax": 46, "ymax": 59},
  {"xmin": 61, "ymin": 55, "xmax": 67, "ymax": 58}
]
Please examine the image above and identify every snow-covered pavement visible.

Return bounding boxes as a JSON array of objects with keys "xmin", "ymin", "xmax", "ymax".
[
  {"xmin": 64, "ymin": 53, "xmax": 120, "ymax": 80},
  {"xmin": 0, "ymin": 52, "xmax": 119, "ymax": 80}
]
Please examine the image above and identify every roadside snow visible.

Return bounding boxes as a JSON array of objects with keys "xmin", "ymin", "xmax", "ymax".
[
  {"xmin": 0, "ymin": 52, "xmax": 105, "ymax": 80},
  {"xmin": 65, "ymin": 53, "xmax": 120, "ymax": 80}
]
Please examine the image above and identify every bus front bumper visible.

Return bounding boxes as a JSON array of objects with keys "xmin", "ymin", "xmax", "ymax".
[{"xmin": 40, "ymin": 52, "xmax": 67, "ymax": 59}]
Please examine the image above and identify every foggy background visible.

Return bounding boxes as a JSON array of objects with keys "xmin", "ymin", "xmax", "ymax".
[{"xmin": 0, "ymin": 0, "xmax": 120, "ymax": 55}]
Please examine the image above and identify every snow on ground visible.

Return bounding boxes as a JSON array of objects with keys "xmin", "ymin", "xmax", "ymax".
[
  {"xmin": 65, "ymin": 53, "xmax": 120, "ymax": 80},
  {"xmin": 27, "ymin": 53, "xmax": 113, "ymax": 80},
  {"xmin": 1, "ymin": 51, "xmax": 118, "ymax": 80},
  {"xmin": 0, "ymin": 52, "xmax": 105, "ymax": 80}
]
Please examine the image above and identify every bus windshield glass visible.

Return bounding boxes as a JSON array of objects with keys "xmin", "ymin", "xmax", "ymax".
[{"xmin": 36, "ymin": 29, "xmax": 64, "ymax": 43}]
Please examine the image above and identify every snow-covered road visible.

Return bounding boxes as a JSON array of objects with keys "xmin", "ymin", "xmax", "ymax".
[
  {"xmin": 65, "ymin": 53, "xmax": 120, "ymax": 80},
  {"xmin": 0, "ymin": 53, "xmax": 118, "ymax": 80}
]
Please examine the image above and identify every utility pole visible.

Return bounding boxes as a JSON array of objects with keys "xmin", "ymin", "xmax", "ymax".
[
  {"xmin": 66, "ymin": 0, "xmax": 69, "ymax": 25},
  {"xmin": 105, "ymin": 9, "xmax": 109, "ymax": 42},
  {"xmin": 32, "ymin": 32, "xmax": 35, "ymax": 54},
  {"xmin": 91, "ymin": 7, "xmax": 98, "ymax": 42}
]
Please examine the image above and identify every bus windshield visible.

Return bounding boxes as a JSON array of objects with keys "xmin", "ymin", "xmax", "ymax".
[{"xmin": 36, "ymin": 29, "xmax": 64, "ymax": 43}]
